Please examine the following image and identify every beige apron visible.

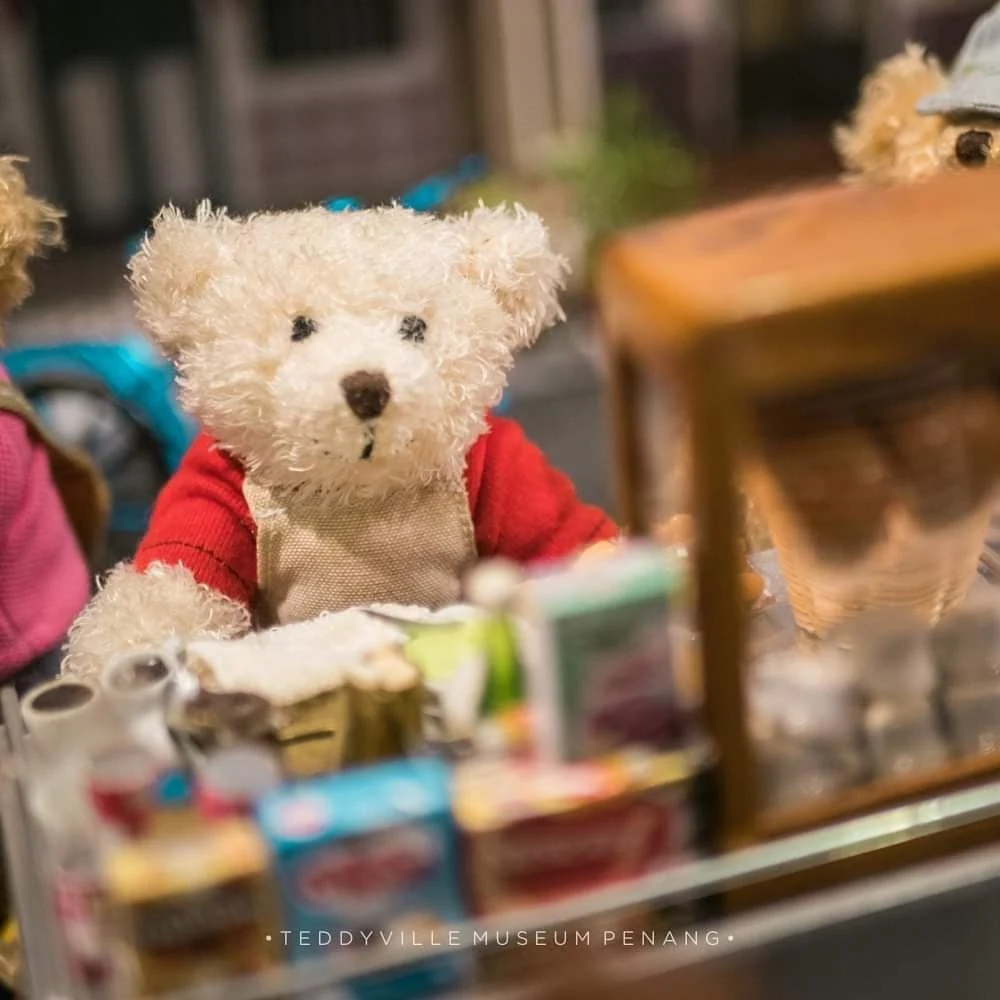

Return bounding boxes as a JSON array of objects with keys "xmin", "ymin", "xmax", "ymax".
[{"xmin": 244, "ymin": 475, "xmax": 477, "ymax": 628}]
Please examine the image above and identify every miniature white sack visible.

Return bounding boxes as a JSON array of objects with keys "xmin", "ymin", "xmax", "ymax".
[{"xmin": 187, "ymin": 610, "xmax": 407, "ymax": 707}]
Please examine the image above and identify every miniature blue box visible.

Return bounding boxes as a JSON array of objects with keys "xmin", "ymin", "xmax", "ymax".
[{"xmin": 256, "ymin": 757, "xmax": 468, "ymax": 1000}]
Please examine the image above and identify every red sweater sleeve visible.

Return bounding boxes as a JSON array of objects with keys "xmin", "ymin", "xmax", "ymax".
[
  {"xmin": 464, "ymin": 415, "xmax": 618, "ymax": 564},
  {"xmin": 133, "ymin": 433, "xmax": 257, "ymax": 609}
]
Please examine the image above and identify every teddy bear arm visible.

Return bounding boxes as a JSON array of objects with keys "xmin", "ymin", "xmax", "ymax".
[
  {"xmin": 132, "ymin": 431, "xmax": 258, "ymax": 607},
  {"xmin": 62, "ymin": 561, "xmax": 251, "ymax": 677},
  {"xmin": 62, "ymin": 433, "xmax": 258, "ymax": 676},
  {"xmin": 466, "ymin": 414, "xmax": 619, "ymax": 564}
]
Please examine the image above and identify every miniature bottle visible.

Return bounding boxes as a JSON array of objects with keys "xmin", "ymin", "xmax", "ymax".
[
  {"xmin": 146, "ymin": 769, "xmax": 199, "ymax": 838},
  {"xmin": 100, "ymin": 647, "xmax": 182, "ymax": 769},
  {"xmin": 195, "ymin": 745, "xmax": 283, "ymax": 820},
  {"xmin": 27, "ymin": 710, "xmax": 111, "ymax": 986},
  {"xmin": 86, "ymin": 742, "xmax": 161, "ymax": 842},
  {"xmin": 465, "ymin": 559, "xmax": 527, "ymax": 718}
]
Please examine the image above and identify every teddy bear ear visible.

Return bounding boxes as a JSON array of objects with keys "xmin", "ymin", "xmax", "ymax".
[
  {"xmin": 0, "ymin": 156, "xmax": 63, "ymax": 317},
  {"xmin": 452, "ymin": 204, "xmax": 568, "ymax": 349},
  {"xmin": 128, "ymin": 201, "xmax": 233, "ymax": 356},
  {"xmin": 834, "ymin": 43, "xmax": 948, "ymax": 183}
]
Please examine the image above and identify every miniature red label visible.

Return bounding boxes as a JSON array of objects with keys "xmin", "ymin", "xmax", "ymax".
[
  {"xmin": 54, "ymin": 867, "xmax": 107, "ymax": 981},
  {"xmin": 298, "ymin": 829, "xmax": 438, "ymax": 907},
  {"xmin": 476, "ymin": 797, "xmax": 676, "ymax": 906}
]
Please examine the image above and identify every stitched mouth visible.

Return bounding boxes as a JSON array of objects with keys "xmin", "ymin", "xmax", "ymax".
[{"xmin": 360, "ymin": 425, "xmax": 376, "ymax": 461}]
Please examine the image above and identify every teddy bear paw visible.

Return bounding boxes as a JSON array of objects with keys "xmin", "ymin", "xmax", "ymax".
[{"xmin": 62, "ymin": 562, "xmax": 251, "ymax": 678}]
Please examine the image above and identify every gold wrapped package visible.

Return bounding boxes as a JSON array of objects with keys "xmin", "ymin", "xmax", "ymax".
[
  {"xmin": 343, "ymin": 649, "xmax": 424, "ymax": 766},
  {"xmin": 0, "ymin": 920, "xmax": 19, "ymax": 995}
]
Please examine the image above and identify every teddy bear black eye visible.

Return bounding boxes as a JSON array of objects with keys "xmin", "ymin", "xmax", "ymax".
[
  {"xmin": 400, "ymin": 315, "xmax": 426, "ymax": 343},
  {"xmin": 956, "ymin": 129, "xmax": 992, "ymax": 167},
  {"xmin": 291, "ymin": 315, "xmax": 317, "ymax": 342}
]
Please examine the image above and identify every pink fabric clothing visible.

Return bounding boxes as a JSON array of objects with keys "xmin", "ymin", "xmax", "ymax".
[{"xmin": 0, "ymin": 366, "xmax": 89, "ymax": 678}]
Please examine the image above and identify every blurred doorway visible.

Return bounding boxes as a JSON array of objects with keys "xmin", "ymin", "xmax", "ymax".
[
  {"xmin": 32, "ymin": 0, "xmax": 213, "ymax": 235},
  {"xmin": 736, "ymin": 0, "xmax": 865, "ymax": 135}
]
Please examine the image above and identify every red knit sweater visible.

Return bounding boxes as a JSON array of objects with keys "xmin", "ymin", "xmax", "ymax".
[{"xmin": 134, "ymin": 415, "xmax": 618, "ymax": 610}]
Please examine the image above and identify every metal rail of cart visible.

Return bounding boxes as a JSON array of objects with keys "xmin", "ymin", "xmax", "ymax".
[{"xmin": 8, "ymin": 686, "xmax": 1000, "ymax": 1000}]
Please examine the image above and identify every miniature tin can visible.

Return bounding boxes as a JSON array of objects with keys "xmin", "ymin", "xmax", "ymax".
[{"xmin": 167, "ymin": 689, "xmax": 280, "ymax": 757}]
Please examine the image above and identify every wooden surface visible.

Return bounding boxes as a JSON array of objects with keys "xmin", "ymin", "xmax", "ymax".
[
  {"xmin": 757, "ymin": 751, "xmax": 1000, "ymax": 841},
  {"xmin": 726, "ymin": 813, "xmax": 1000, "ymax": 913},
  {"xmin": 599, "ymin": 167, "xmax": 1000, "ymax": 393},
  {"xmin": 703, "ymin": 128, "xmax": 839, "ymax": 206}
]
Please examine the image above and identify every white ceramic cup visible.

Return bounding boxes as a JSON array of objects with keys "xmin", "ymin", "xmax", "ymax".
[{"xmin": 21, "ymin": 676, "xmax": 104, "ymax": 758}]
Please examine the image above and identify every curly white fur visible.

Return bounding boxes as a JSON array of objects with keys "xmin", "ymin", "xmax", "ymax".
[
  {"xmin": 129, "ymin": 201, "xmax": 568, "ymax": 502},
  {"xmin": 63, "ymin": 562, "xmax": 250, "ymax": 677}
]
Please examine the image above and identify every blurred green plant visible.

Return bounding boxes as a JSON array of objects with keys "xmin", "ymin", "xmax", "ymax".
[
  {"xmin": 550, "ymin": 89, "xmax": 700, "ymax": 257},
  {"xmin": 452, "ymin": 89, "xmax": 699, "ymax": 287}
]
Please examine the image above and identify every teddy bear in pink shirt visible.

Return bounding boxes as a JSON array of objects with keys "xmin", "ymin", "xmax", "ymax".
[{"xmin": 0, "ymin": 158, "xmax": 90, "ymax": 694}]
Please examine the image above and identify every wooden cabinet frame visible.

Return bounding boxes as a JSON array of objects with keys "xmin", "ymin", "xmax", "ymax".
[{"xmin": 597, "ymin": 167, "xmax": 1000, "ymax": 902}]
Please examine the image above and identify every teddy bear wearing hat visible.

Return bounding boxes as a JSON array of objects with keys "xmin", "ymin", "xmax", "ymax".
[
  {"xmin": 63, "ymin": 201, "xmax": 620, "ymax": 675},
  {"xmin": 837, "ymin": 3, "xmax": 1000, "ymax": 182}
]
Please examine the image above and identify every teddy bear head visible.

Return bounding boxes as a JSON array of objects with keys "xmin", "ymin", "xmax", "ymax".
[
  {"xmin": 837, "ymin": 7, "xmax": 1000, "ymax": 185},
  {"xmin": 130, "ymin": 202, "xmax": 567, "ymax": 497},
  {"xmin": 0, "ymin": 156, "xmax": 62, "ymax": 319}
]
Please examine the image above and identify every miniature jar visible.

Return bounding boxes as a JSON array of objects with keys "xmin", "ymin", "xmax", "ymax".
[
  {"xmin": 830, "ymin": 608, "xmax": 938, "ymax": 702},
  {"xmin": 756, "ymin": 737, "xmax": 866, "ymax": 810},
  {"xmin": 21, "ymin": 676, "xmax": 105, "ymax": 762},
  {"xmin": 942, "ymin": 681, "xmax": 1000, "ymax": 757},
  {"xmin": 749, "ymin": 648, "xmax": 863, "ymax": 749},
  {"xmin": 864, "ymin": 700, "xmax": 949, "ymax": 778},
  {"xmin": 932, "ymin": 594, "xmax": 1000, "ymax": 686},
  {"xmin": 100, "ymin": 646, "xmax": 182, "ymax": 767}
]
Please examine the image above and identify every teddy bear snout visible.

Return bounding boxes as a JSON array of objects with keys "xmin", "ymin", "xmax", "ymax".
[{"xmin": 340, "ymin": 370, "xmax": 391, "ymax": 421}]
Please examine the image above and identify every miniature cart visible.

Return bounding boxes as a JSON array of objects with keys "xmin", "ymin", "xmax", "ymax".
[{"xmin": 597, "ymin": 164, "xmax": 1000, "ymax": 905}]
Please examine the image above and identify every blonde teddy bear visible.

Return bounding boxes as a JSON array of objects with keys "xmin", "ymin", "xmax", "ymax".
[
  {"xmin": 837, "ymin": 3, "xmax": 1000, "ymax": 182},
  {"xmin": 64, "ymin": 202, "xmax": 619, "ymax": 675}
]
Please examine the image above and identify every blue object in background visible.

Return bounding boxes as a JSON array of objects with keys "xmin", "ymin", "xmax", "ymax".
[
  {"xmin": 4, "ymin": 335, "xmax": 195, "ymax": 473},
  {"xmin": 123, "ymin": 233, "xmax": 146, "ymax": 262},
  {"xmin": 322, "ymin": 196, "xmax": 363, "ymax": 214},
  {"xmin": 3, "ymin": 336, "xmax": 196, "ymax": 563},
  {"xmin": 326, "ymin": 155, "xmax": 488, "ymax": 217}
]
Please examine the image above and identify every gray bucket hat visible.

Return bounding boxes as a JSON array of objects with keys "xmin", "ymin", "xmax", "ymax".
[{"xmin": 917, "ymin": 2, "xmax": 1000, "ymax": 118}]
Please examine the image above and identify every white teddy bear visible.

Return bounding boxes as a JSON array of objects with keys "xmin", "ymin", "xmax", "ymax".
[{"xmin": 64, "ymin": 202, "xmax": 619, "ymax": 676}]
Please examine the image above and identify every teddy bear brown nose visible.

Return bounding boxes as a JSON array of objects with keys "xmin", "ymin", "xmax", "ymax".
[{"xmin": 340, "ymin": 370, "xmax": 391, "ymax": 421}]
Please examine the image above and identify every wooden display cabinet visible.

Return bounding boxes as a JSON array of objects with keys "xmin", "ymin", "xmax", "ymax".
[{"xmin": 597, "ymin": 166, "xmax": 1000, "ymax": 906}]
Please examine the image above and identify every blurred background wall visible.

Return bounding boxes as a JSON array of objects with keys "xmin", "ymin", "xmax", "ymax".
[{"xmin": 0, "ymin": 0, "xmax": 992, "ymax": 241}]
